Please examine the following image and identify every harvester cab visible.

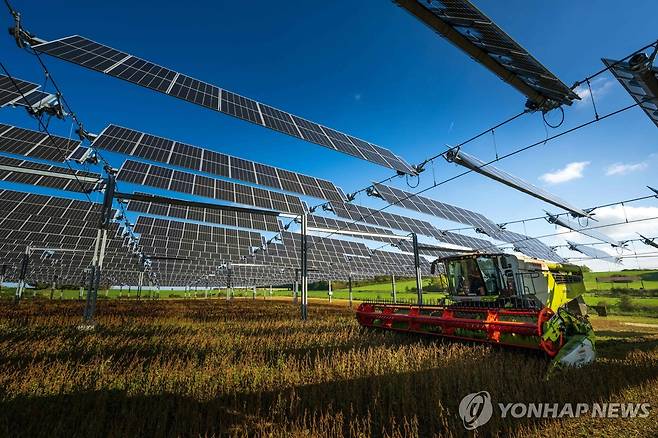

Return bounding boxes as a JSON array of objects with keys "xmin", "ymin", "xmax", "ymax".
[{"xmin": 356, "ymin": 252, "xmax": 596, "ymax": 373}]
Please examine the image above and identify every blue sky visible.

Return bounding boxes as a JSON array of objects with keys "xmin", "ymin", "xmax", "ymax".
[{"xmin": 2, "ymin": 0, "xmax": 658, "ymax": 270}]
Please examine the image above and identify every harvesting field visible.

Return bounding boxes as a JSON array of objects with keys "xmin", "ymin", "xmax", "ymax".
[{"xmin": 0, "ymin": 299, "xmax": 657, "ymax": 437}]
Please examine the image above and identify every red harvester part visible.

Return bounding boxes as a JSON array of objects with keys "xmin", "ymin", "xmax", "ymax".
[{"xmin": 356, "ymin": 301, "xmax": 556, "ymax": 354}]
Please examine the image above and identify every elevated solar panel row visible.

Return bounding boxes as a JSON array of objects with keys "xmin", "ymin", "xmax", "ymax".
[
  {"xmin": 0, "ymin": 155, "xmax": 100, "ymax": 193},
  {"xmin": 306, "ymin": 214, "xmax": 405, "ymax": 244},
  {"xmin": 445, "ymin": 149, "xmax": 590, "ymax": 218},
  {"xmin": 329, "ymin": 201, "xmax": 495, "ymax": 250},
  {"xmin": 116, "ymin": 160, "xmax": 306, "ymax": 214},
  {"xmin": 133, "ymin": 216, "xmax": 263, "ymax": 248},
  {"xmin": 566, "ymin": 240, "xmax": 617, "ymax": 262},
  {"xmin": 126, "ymin": 195, "xmax": 281, "ymax": 232},
  {"xmin": 0, "ymin": 74, "xmax": 38, "ymax": 106},
  {"xmin": 371, "ymin": 182, "xmax": 563, "ymax": 261},
  {"xmin": 0, "ymin": 123, "xmax": 80, "ymax": 162},
  {"xmin": 34, "ymin": 35, "xmax": 415, "ymax": 174},
  {"xmin": 603, "ymin": 57, "xmax": 658, "ymax": 128},
  {"xmin": 0, "ymin": 189, "xmax": 101, "ymax": 222},
  {"xmin": 83, "ymin": 124, "xmax": 345, "ymax": 202},
  {"xmin": 371, "ymin": 182, "xmax": 502, "ymax": 236},
  {"xmin": 394, "ymin": 0, "xmax": 578, "ymax": 110}
]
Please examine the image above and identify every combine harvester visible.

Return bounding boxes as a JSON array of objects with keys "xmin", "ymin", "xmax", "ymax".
[{"xmin": 356, "ymin": 253, "xmax": 596, "ymax": 371}]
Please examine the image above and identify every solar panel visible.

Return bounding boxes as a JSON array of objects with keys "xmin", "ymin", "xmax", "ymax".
[
  {"xmin": 133, "ymin": 216, "xmax": 263, "ymax": 257},
  {"xmin": 125, "ymin": 195, "xmax": 281, "ymax": 232},
  {"xmin": 0, "ymin": 74, "xmax": 39, "ymax": 107},
  {"xmin": 445, "ymin": 149, "xmax": 590, "ymax": 218},
  {"xmin": 329, "ymin": 201, "xmax": 495, "ymax": 250},
  {"xmin": 395, "ymin": 0, "xmax": 579, "ymax": 110},
  {"xmin": 306, "ymin": 214, "xmax": 405, "ymax": 243},
  {"xmin": 396, "ymin": 240, "xmax": 459, "ymax": 259},
  {"xmin": 371, "ymin": 182, "xmax": 502, "ymax": 236},
  {"xmin": 494, "ymin": 228, "xmax": 564, "ymax": 262},
  {"xmin": 33, "ymin": 35, "xmax": 416, "ymax": 174},
  {"xmin": 0, "ymin": 156, "xmax": 100, "ymax": 193},
  {"xmin": 545, "ymin": 212, "xmax": 620, "ymax": 247},
  {"xmin": 566, "ymin": 240, "xmax": 619, "ymax": 262},
  {"xmin": 0, "ymin": 189, "xmax": 101, "ymax": 222},
  {"xmin": 603, "ymin": 55, "xmax": 658, "ymax": 128},
  {"xmin": 116, "ymin": 160, "xmax": 306, "ymax": 214},
  {"xmin": 0, "ymin": 123, "xmax": 80, "ymax": 161},
  {"xmin": 89, "ymin": 125, "xmax": 345, "ymax": 202}
]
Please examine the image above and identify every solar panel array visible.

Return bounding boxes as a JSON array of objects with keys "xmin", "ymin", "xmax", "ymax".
[
  {"xmin": 0, "ymin": 189, "xmax": 146, "ymax": 284},
  {"xmin": 117, "ymin": 160, "xmax": 306, "ymax": 214},
  {"xmin": 329, "ymin": 201, "xmax": 495, "ymax": 250},
  {"xmin": 603, "ymin": 57, "xmax": 658, "ymax": 128},
  {"xmin": 0, "ymin": 156, "xmax": 100, "ymax": 193},
  {"xmin": 0, "ymin": 123, "xmax": 80, "ymax": 162},
  {"xmin": 252, "ymin": 231, "xmax": 431, "ymax": 277},
  {"xmin": 133, "ymin": 216, "xmax": 263, "ymax": 261},
  {"xmin": 0, "ymin": 189, "xmax": 101, "ymax": 221},
  {"xmin": 446, "ymin": 149, "xmax": 590, "ymax": 218},
  {"xmin": 84, "ymin": 124, "xmax": 345, "ymax": 202},
  {"xmin": 306, "ymin": 214, "xmax": 406, "ymax": 243},
  {"xmin": 396, "ymin": 240, "xmax": 454, "ymax": 259},
  {"xmin": 371, "ymin": 182, "xmax": 563, "ymax": 261},
  {"xmin": 33, "ymin": 35, "xmax": 416, "ymax": 174},
  {"xmin": 566, "ymin": 240, "xmax": 617, "ymax": 262},
  {"xmin": 0, "ymin": 74, "xmax": 60, "ymax": 110},
  {"xmin": 0, "ymin": 74, "xmax": 38, "ymax": 106},
  {"xmin": 372, "ymin": 182, "xmax": 502, "ymax": 236},
  {"xmin": 395, "ymin": 0, "xmax": 579, "ymax": 110},
  {"xmin": 134, "ymin": 216, "xmax": 263, "ymax": 247},
  {"xmin": 495, "ymin": 228, "xmax": 564, "ymax": 263},
  {"xmin": 126, "ymin": 195, "xmax": 280, "ymax": 232},
  {"xmin": 546, "ymin": 213, "xmax": 620, "ymax": 247}
]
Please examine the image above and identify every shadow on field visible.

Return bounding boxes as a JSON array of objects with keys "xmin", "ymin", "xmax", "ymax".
[{"xmin": 1, "ymin": 343, "xmax": 657, "ymax": 438}]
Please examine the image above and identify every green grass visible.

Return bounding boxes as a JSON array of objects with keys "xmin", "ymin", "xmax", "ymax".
[{"xmin": 583, "ymin": 270, "xmax": 658, "ymax": 291}]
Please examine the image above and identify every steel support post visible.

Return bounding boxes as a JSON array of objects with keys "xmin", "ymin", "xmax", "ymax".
[
  {"xmin": 83, "ymin": 172, "xmax": 115, "ymax": 323},
  {"xmin": 15, "ymin": 246, "xmax": 30, "ymax": 304},
  {"xmin": 411, "ymin": 232, "xmax": 423, "ymax": 305},
  {"xmin": 0, "ymin": 264, "xmax": 5, "ymax": 295},
  {"xmin": 391, "ymin": 274, "xmax": 397, "ymax": 304},
  {"xmin": 300, "ymin": 212, "xmax": 309, "ymax": 320},
  {"xmin": 137, "ymin": 272, "xmax": 144, "ymax": 300},
  {"xmin": 348, "ymin": 274, "xmax": 353, "ymax": 308},
  {"xmin": 226, "ymin": 268, "xmax": 232, "ymax": 301}
]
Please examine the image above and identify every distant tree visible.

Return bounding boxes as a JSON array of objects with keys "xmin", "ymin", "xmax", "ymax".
[{"xmin": 579, "ymin": 264, "xmax": 592, "ymax": 273}]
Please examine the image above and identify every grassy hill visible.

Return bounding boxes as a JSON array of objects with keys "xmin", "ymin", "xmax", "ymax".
[{"xmin": 583, "ymin": 270, "xmax": 658, "ymax": 291}]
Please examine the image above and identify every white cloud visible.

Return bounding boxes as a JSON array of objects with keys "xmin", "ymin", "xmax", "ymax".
[
  {"xmin": 539, "ymin": 161, "xmax": 590, "ymax": 184},
  {"xmin": 605, "ymin": 161, "xmax": 649, "ymax": 176},
  {"xmin": 574, "ymin": 77, "xmax": 614, "ymax": 108},
  {"xmin": 354, "ymin": 93, "xmax": 362, "ymax": 101}
]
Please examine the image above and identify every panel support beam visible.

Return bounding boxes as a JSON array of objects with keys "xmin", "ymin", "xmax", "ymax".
[{"xmin": 300, "ymin": 211, "xmax": 309, "ymax": 320}]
